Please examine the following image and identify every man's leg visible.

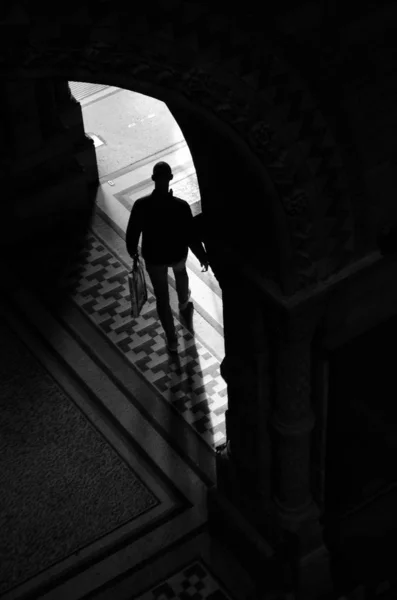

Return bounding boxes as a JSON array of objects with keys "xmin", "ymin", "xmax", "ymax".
[
  {"xmin": 145, "ymin": 262, "xmax": 177, "ymax": 343},
  {"xmin": 172, "ymin": 258, "xmax": 191, "ymax": 311},
  {"xmin": 172, "ymin": 258, "xmax": 194, "ymax": 332}
]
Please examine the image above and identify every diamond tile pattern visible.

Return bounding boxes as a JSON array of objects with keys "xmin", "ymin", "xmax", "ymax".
[
  {"xmin": 65, "ymin": 234, "xmax": 227, "ymax": 448},
  {"xmin": 135, "ymin": 561, "xmax": 232, "ymax": 600}
]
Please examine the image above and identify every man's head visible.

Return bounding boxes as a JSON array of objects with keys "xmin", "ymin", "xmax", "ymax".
[{"xmin": 152, "ymin": 162, "xmax": 173, "ymax": 191}]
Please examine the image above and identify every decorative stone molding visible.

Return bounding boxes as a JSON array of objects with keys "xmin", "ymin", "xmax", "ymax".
[
  {"xmin": 0, "ymin": 1, "xmax": 356, "ymax": 294},
  {"xmin": 281, "ymin": 189, "xmax": 309, "ymax": 218},
  {"xmin": 249, "ymin": 121, "xmax": 272, "ymax": 158}
]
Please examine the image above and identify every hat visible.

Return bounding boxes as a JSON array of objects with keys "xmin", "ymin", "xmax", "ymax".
[{"xmin": 152, "ymin": 161, "xmax": 173, "ymax": 179}]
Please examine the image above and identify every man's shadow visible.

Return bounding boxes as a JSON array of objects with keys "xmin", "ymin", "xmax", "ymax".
[{"xmin": 165, "ymin": 302, "xmax": 216, "ymax": 453}]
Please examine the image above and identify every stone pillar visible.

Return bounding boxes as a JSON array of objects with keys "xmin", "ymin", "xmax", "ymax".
[
  {"xmin": 212, "ymin": 267, "xmax": 279, "ymax": 542},
  {"xmin": 272, "ymin": 313, "xmax": 316, "ymax": 520},
  {"xmin": 270, "ymin": 306, "xmax": 324, "ymax": 546},
  {"xmin": 221, "ymin": 275, "xmax": 271, "ymax": 477},
  {"xmin": 209, "ymin": 265, "xmax": 332, "ymax": 596},
  {"xmin": 269, "ymin": 305, "xmax": 335, "ymax": 599},
  {"xmin": 208, "ymin": 271, "xmax": 281, "ymax": 594},
  {"xmin": 55, "ymin": 81, "xmax": 99, "ymax": 187}
]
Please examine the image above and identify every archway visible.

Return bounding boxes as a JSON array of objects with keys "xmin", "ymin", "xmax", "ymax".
[
  {"xmin": 0, "ymin": 5, "xmax": 361, "ymax": 597},
  {"xmin": 68, "ymin": 79, "xmax": 228, "ymax": 446},
  {"xmin": 0, "ymin": 0, "xmax": 357, "ymax": 296}
]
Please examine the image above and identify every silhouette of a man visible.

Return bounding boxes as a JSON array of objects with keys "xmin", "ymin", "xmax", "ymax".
[{"xmin": 126, "ymin": 161, "xmax": 209, "ymax": 353}]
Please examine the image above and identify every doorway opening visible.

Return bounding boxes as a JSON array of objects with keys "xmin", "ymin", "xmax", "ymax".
[{"xmin": 68, "ymin": 80, "xmax": 227, "ymax": 449}]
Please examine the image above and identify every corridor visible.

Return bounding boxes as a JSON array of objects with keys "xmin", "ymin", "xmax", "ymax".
[{"xmin": 68, "ymin": 80, "xmax": 227, "ymax": 449}]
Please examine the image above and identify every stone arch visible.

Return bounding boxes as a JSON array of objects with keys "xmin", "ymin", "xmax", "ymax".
[{"xmin": 0, "ymin": 1, "xmax": 356, "ymax": 294}]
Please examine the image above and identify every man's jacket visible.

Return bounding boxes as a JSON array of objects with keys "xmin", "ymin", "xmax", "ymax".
[{"xmin": 125, "ymin": 189, "xmax": 207, "ymax": 265}]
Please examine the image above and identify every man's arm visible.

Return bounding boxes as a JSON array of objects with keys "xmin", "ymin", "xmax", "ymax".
[
  {"xmin": 185, "ymin": 204, "xmax": 209, "ymax": 269},
  {"xmin": 126, "ymin": 200, "xmax": 143, "ymax": 258}
]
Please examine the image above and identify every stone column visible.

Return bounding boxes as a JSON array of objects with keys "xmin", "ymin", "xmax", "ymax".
[
  {"xmin": 215, "ymin": 267, "xmax": 276, "ymax": 520},
  {"xmin": 271, "ymin": 307, "xmax": 321, "ymax": 536},
  {"xmin": 208, "ymin": 271, "xmax": 279, "ymax": 589},
  {"xmin": 54, "ymin": 81, "xmax": 99, "ymax": 188},
  {"xmin": 220, "ymin": 353, "xmax": 265, "ymax": 477},
  {"xmin": 267, "ymin": 305, "xmax": 336, "ymax": 599}
]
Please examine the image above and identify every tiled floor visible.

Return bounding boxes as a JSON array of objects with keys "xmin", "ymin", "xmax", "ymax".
[
  {"xmin": 135, "ymin": 561, "xmax": 232, "ymax": 600},
  {"xmin": 63, "ymin": 231, "xmax": 227, "ymax": 448}
]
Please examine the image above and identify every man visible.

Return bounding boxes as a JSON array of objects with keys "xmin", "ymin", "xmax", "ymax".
[{"xmin": 126, "ymin": 161, "xmax": 209, "ymax": 353}]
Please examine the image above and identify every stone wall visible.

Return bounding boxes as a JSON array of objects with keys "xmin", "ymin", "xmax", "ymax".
[{"xmin": 275, "ymin": 3, "xmax": 397, "ymax": 257}]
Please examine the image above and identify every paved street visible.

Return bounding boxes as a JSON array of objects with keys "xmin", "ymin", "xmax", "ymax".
[{"xmin": 69, "ymin": 81, "xmax": 189, "ymax": 181}]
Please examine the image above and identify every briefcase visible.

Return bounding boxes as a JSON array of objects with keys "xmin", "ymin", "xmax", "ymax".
[{"xmin": 128, "ymin": 256, "xmax": 147, "ymax": 318}]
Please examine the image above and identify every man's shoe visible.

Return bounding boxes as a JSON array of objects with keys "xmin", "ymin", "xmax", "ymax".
[
  {"xmin": 166, "ymin": 338, "xmax": 178, "ymax": 353},
  {"xmin": 180, "ymin": 301, "xmax": 193, "ymax": 318}
]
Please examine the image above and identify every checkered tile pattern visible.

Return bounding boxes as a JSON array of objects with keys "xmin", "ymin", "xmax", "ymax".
[
  {"xmin": 64, "ymin": 234, "xmax": 227, "ymax": 448},
  {"xmin": 135, "ymin": 561, "xmax": 232, "ymax": 600}
]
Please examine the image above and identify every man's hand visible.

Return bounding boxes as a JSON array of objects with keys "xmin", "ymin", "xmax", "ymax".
[{"xmin": 201, "ymin": 261, "xmax": 209, "ymax": 272}]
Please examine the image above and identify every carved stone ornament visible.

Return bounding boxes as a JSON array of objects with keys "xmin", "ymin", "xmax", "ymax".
[
  {"xmin": 249, "ymin": 121, "xmax": 272, "ymax": 157},
  {"xmin": 281, "ymin": 189, "xmax": 309, "ymax": 217},
  {"xmin": 181, "ymin": 67, "xmax": 213, "ymax": 100}
]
